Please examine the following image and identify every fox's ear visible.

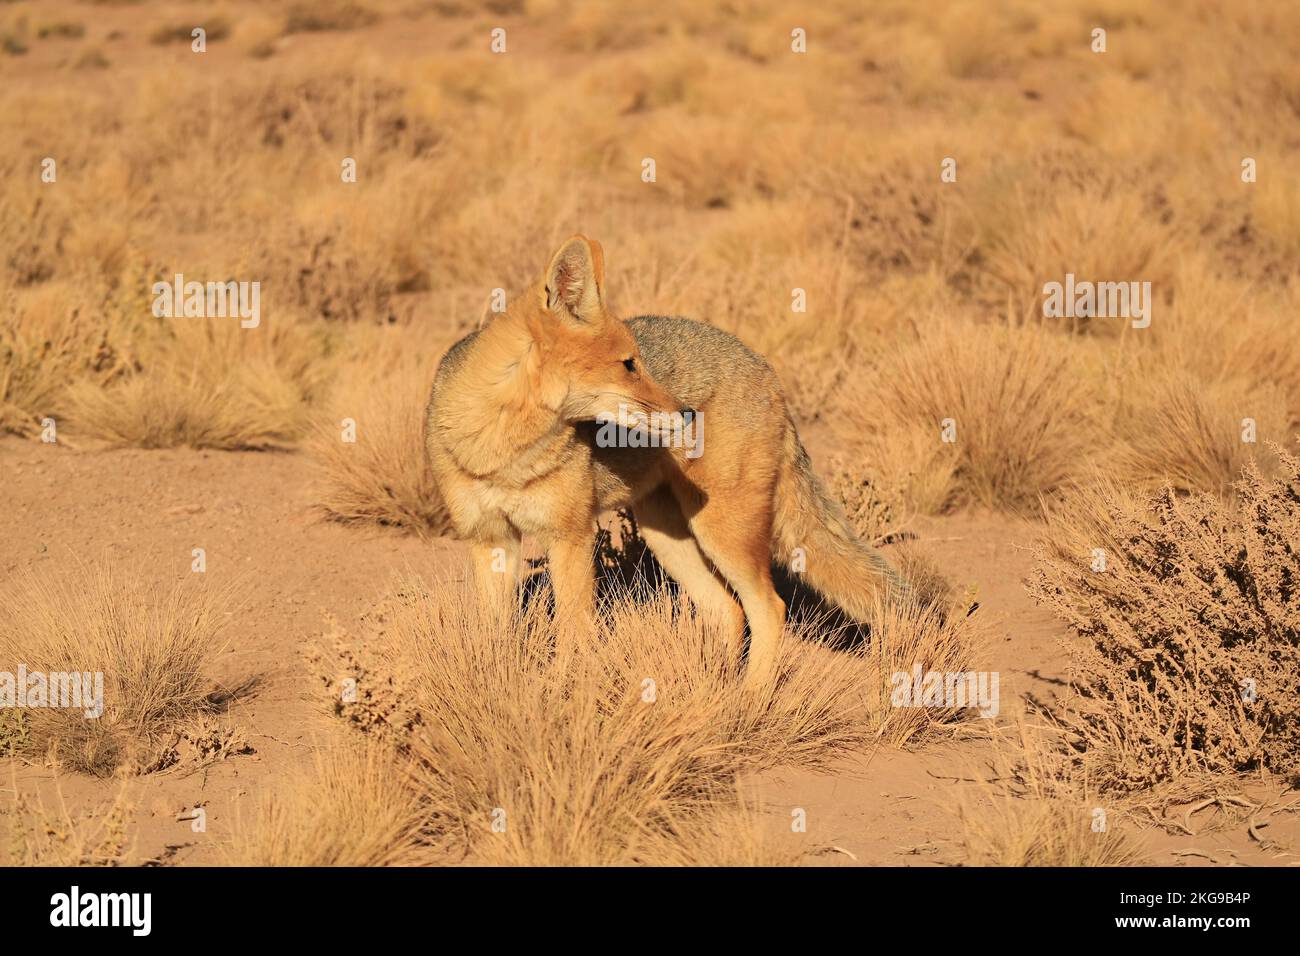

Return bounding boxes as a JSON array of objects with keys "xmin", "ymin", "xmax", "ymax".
[{"xmin": 542, "ymin": 235, "xmax": 606, "ymax": 325}]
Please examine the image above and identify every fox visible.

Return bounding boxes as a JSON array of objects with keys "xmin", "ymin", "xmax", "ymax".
[{"xmin": 424, "ymin": 235, "xmax": 909, "ymax": 684}]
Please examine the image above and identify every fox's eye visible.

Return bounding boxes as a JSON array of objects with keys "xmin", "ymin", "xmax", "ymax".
[{"xmin": 622, "ymin": 357, "xmax": 637, "ymax": 372}]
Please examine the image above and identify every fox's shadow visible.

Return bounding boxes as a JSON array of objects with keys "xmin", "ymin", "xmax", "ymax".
[{"xmin": 519, "ymin": 512, "xmax": 871, "ymax": 652}]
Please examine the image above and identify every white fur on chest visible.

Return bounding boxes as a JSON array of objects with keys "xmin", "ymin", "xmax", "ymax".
[{"xmin": 449, "ymin": 439, "xmax": 595, "ymax": 538}]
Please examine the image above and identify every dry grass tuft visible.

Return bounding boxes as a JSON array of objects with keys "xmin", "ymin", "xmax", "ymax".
[
  {"xmin": 625, "ymin": 791, "xmax": 803, "ymax": 867},
  {"xmin": 0, "ymin": 285, "xmax": 130, "ymax": 438},
  {"xmin": 1029, "ymin": 446, "xmax": 1300, "ymax": 791},
  {"xmin": 149, "ymin": 17, "xmax": 231, "ymax": 45},
  {"xmin": 284, "ymin": 1, "xmax": 378, "ymax": 35},
  {"xmin": 0, "ymin": 564, "xmax": 239, "ymax": 776},
  {"xmin": 955, "ymin": 724, "xmax": 1146, "ymax": 866},
  {"xmin": 306, "ymin": 570, "xmax": 978, "ymax": 865},
  {"xmin": 840, "ymin": 320, "xmax": 1095, "ymax": 513},
  {"xmin": 308, "ymin": 342, "xmax": 451, "ymax": 536},
  {"xmin": 1109, "ymin": 369, "xmax": 1289, "ymax": 496},
  {"xmin": 227, "ymin": 739, "xmax": 434, "ymax": 866},
  {"xmin": 63, "ymin": 315, "xmax": 331, "ymax": 451}
]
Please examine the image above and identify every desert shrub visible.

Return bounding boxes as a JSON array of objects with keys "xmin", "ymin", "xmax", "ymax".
[
  {"xmin": 1, "ymin": 784, "xmax": 133, "ymax": 866},
  {"xmin": 1029, "ymin": 447, "xmax": 1300, "ymax": 790},
  {"xmin": 825, "ymin": 453, "xmax": 910, "ymax": 546},
  {"xmin": 306, "ymin": 570, "xmax": 978, "ymax": 864},
  {"xmin": 0, "ymin": 565, "xmax": 241, "ymax": 775}
]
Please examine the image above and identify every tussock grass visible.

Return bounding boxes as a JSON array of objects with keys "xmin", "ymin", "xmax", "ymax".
[
  {"xmin": 308, "ymin": 331, "xmax": 452, "ymax": 536},
  {"xmin": 67, "ymin": 365, "xmax": 306, "ymax": 451},
  {"xmin": 1108, "ymin": 369, "xmax": 1288, "ymax": 496},
  {"xmin": 969, "ymin": 184, "xmax": 1180, "ymax": 326},
  {"xmin": 36, "ymin": 22, "xmax": 85, "ymax": 40},
  {"xmin": 228, "ymin": 740, "xmax": 432, "ymax": 866},
  {"xmin": 0, "ymin": 564, "xmax": 237, "ymax": 776},
  {"xmin": 955, "ymin": 724, "xmax": 1146, "ymax": 866},
  {"xmin": 283, "ymin": 1, "xmax": 378, "ymax": 34},
  {"xmin": 0, "ymin": 285, "xmax": 126, "ymax": 438},
  {"xmin": 306, "ymin": 572, "xmax": 978, "ymax": 865},
  {"xmin": 149, "ymin": 18, "xmax": 231, "ymax": 45},
  {"xmin": 839, "ymin": 320, "xmax": 1096, "ymax": 513},
  {"xmin": 65, "ymin": 315, "xmax": 332, "ymax": 451}
]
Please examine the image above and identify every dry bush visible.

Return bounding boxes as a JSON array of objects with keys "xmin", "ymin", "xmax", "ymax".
[
  {"xmin": 1, "ymin": 780, "xmax": 133, "ymax": 866},
  {"xmin": 839, "ymin": 320, "xmax": 1095, "ymax": 513},
  {"xmin": 0, "ymin": 564, "xmax": 238, "ymax": 776},
  {"xmin": 955, "ymin": 724, "xmax": 1145, "ymax": 866},
  {"xmin": 306, "ymin": 571, "xmax": 978, "ymax": 865},
  {"xmin": 1029, "ymin": 447, "xmax": 1300, "ymax": 791},
  {"xmin": 824, "ymin": 453, "xmax": 910, "ymax": 546},
  {"xmin": 228, "ymin": 739, "xmax": 435, "ymax": 866}
]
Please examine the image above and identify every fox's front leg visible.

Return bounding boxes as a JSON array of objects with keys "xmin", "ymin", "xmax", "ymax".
[
  {"xmin": 547, "ymin": 534, "xmax": 596, "ymax": 645},
  {"xmin": 471, "ymin": 538, "xmax": 521, "ymax": 623}
]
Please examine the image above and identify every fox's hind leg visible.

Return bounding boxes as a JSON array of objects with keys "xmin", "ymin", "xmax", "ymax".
[
  {"xmin": 634, "ymin": 487, "xmax": 746, "ymax": 662},
  {"xmin": 674, "ymin": 482, "xmax": 786, "ymax": 688}
]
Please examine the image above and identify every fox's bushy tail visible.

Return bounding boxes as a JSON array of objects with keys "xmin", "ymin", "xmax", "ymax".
[{"xmin": 771, "ymin": 417, "xmax": 911, "ymax": 620}]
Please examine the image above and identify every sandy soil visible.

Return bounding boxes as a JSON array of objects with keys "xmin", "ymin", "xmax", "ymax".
[{"xmin": 4, "ymin": 434, "xmax": 1293, "ymax": 866}]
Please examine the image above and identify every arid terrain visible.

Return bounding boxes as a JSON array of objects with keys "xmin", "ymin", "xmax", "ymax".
[{"xmin": 2, "ymin": 0, "xmax": 1298, "ymax": 867}]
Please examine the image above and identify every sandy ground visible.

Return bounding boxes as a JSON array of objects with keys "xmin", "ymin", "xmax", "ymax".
[{"xmin": 4, "ymin": 434, "xmax": 1294, "ymax": 866}]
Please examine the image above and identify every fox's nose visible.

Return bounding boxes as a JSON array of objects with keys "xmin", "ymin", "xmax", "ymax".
[{"xmin": 680, "ymin": 408, "xmax": 697, "ymax": 422}]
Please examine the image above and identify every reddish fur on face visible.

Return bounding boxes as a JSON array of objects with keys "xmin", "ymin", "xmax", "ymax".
[{"xmin": 520, "ymin": 237, "xmax": 682, "ymax": 421}]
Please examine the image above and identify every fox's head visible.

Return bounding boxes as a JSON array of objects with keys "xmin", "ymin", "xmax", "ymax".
[{"xmin": 518, "ymin": 235, "xmax": 685, "ymax": 425}]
